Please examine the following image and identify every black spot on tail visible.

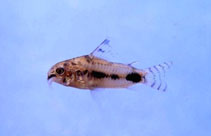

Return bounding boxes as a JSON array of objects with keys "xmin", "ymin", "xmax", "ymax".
[
  {"xmin": 91, "ymin": 71, "xmax": 107, "ymax": 79},
  {"xmin": 111, "ymin": 74, "xmax": 119, "ymax": 80},
  {"xmin": 126, "ymin": 72, "xmax": 142, "ymax": 83}
]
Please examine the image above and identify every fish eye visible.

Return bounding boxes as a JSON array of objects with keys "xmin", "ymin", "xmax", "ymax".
[{"xmin": 56, "ymin": 67, "xmax": 65, "ymax": 75}]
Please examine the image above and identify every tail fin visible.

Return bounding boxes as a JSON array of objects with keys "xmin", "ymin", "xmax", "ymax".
[{"xmin": 143, "ymin": 61, "xmax": 173, "ymax": 91}]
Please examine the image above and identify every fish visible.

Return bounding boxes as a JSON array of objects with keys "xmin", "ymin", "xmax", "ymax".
[{"xmin": 47, "ymin": 39, "xmax": 172, "ymax": 91}]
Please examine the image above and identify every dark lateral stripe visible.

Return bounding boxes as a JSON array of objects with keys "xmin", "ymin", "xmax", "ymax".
[
  {"xmin": 111, "ymin": 74, "xmax": 119, "ymax": 80},
  {"xmin": 91, "ymin": 71, "xmax": 107, "ymax": 79},
  {"xmin": 126, "ymin": 72, "xmax": 142, "ymax": 83}
]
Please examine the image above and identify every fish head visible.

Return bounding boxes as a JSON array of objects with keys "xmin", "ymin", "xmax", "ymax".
[{"xmin": 47, "ymin": 60, "xmax": 74, "ymax": 86}]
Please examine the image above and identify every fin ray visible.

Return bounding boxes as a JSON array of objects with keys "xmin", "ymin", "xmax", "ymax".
[
  {"xmin": 143, "ymin": 61, "xmax": 172, "ymax": 91},
  {"xmin": 90, "ymin": 39, "xmax": 113, "ymax": 59},
  {"xmin": 89, "ymin": 39, "xmax": 120, "ymax": 62}
]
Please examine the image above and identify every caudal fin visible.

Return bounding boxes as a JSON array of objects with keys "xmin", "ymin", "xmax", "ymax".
[{"xmin": 143, "ymin": 61, "xmax": 173, "ymax": 91}]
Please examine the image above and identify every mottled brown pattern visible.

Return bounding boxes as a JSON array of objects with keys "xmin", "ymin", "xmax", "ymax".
[
  {"xmin": 47, "ymin": 55, "xmax": 147, "ymax": 89},
  {"xmin": 84, "ymin": 55, "xmax": 92, "ymax": 63},
  {"xmin": 47, "ymin": 39, "xmax": 171, "ymax": 91}
]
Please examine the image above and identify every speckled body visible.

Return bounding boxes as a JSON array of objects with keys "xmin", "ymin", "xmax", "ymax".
[
  {"xmin": 48, "ymin": 55, "xmax": 146, "ymax": 89},
  {"xmin": 47, "ymin": 39, "xmax": 171, "ymax": 91}
]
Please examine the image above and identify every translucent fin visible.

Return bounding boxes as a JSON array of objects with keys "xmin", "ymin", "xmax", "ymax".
[
  {"xmin": 90, "ymin": 39, "xmax": 116, "ymax": 61},
  {"xmin": 143, "ymin": 61, "xmax": 173, "ymax": 91}
]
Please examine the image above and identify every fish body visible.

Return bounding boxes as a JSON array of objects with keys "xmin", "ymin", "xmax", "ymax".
[{"xmin": 48, "ymin": 39, "xmax": 172, "ymax": 91}]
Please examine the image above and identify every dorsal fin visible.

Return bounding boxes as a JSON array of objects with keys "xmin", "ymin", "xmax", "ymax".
[
  {"xmin": 89, "ymin": 39, "xmax": 116, "ymax": 61},
  {"xmin": 128, "ymin": 61, "xmax": 138, "ymax": 66}
]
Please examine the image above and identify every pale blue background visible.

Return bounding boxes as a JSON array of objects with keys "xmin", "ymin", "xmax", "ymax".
[{"xmin": 0, "ymin": 0, "xmax": 210, "ymax": 136}]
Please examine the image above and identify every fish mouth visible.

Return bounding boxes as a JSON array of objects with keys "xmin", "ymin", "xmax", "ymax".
[{"xmin": 47, "ymin": 74, "xmax": 56, "ymax": 80}]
